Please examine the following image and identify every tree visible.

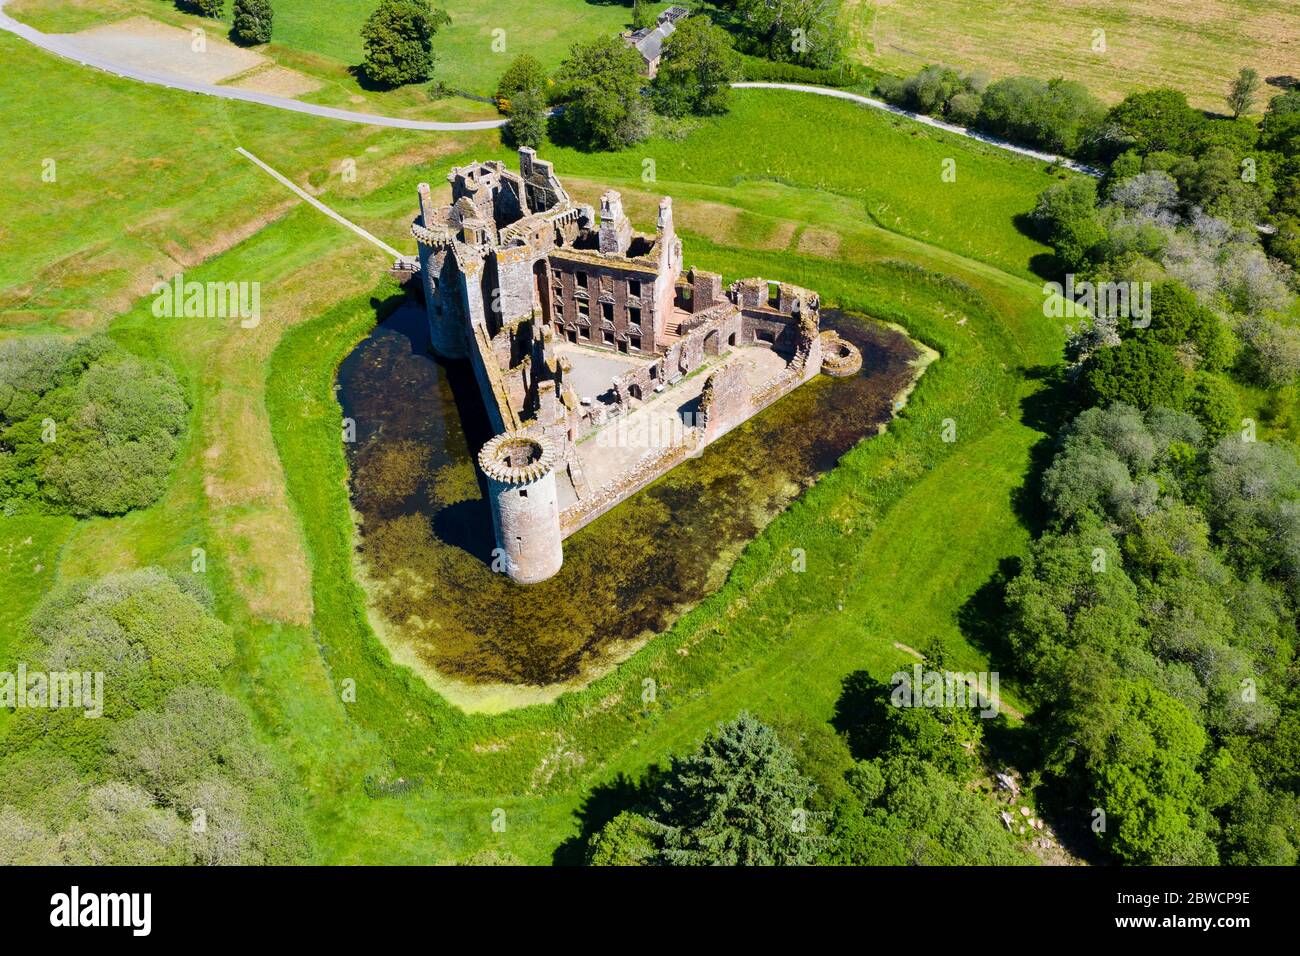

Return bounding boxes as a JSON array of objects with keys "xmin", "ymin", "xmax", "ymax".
[
  {"xmin": 501, "ymin": 88, "xmax": 548, "ymax": 151},
  {"xmin": 1238, "ymin": 317, "xmax": 1300, "ymax": 388},
  {"xmin": 1204, "ymin": 436, "xmax": 1300, "ymax": 588},
  {"xmin": 975, "ymin": 76, "xmax": 1105, "ymax": 155},
  {"xmin": 1184, "ymin": 373, "xmax": 1238, "ymax": 437},
  {"xmin": 555, "ymin": 36, "xmax": 648, "ymax": 150},
  {"xmin": 586, "ymin": 811, "xmax": 658, "ymax": 865},
  {"xmin": 1091, "ymin": 680, "xmax": 1216, "ymax": 864},
  {"xmin": 631, "ymin": 0, "xmax": 655, "ymax": 31},
  {"xmin": 1081, "ymin": 337, "xmax": 1187, "ymax": 411},
  {"xmin": 0, "ymin": 335, "xmax": 186, "ymax": 518},
  {"xmin": 503, "ymin": 87, "xmax": 547, "ymax": 150},
  {"xmin": 1145, "ymin": 281, "xmax": 1235, "ymax": 372},
  {"xmin": 1173, "ymin": 145, "xmax": 1272, "ymax": 228},
  {"xmin": 827, "ymin": 756, "xmax": 1032, "ymax": 865},
  {"xmin": 183, "ymin": 0, "xmax": 226, "ymax": 17},
  {"xmin": 1040, "ymin": 409, "xmax": 1162, "ymax": 526},
  {"xmin": 231, "ymin": 0, "xmax": 274, "ymax": 46},
  {"xmin": 1032, "ymin": 176, "xmax": 1106, "ymax": 271},
  {"xmin": 1005, "ymin": 523, "xmax": 1146, "ymax": 695},
  {"xmin": 650, "ymin": 713, "xmax": 822, "ymax": 864},
  {"xmin": 652, "ymin": 16, "xmax": 740, "ymax": 118},
  {"xmin": 1107, "ymin": 89, "xmax": 1206, "ymax": 155},
  {"xmin": 361, "ymin": 0, "xmax": 450, "ymax": 89},
  {"xmin": 1227, "ymin": 68, "xmax": 1261, "ymax": 120},
  {"xmin": 494, "ymin": 53, "xmax": 547, "ymax": 111},
  {"xmin": 723, "ymin": 0, "xmax": 845, "ymax": 69}
]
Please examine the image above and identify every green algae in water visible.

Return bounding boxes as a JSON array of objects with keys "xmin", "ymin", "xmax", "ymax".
[{"xmin": 337, "ymin": 304, "xmax": 922, "ymax": 695}]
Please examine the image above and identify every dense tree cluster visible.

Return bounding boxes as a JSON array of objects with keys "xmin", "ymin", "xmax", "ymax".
[
  {"xmin": 584, "ymin": 701, "xmax": 1033, "ymax": 866},
  {"xmin": 709, "ymin": 0, "xmax": 844, "ymax": 71},
  {"xmin": 547, "ymin": 16, "xmax": 741, "ymax": 151},
  {"xmin": 1031, "ymin": 83, "xmax": 1300, "ymax": 394},
  {"xmin": 0, "ymin": 570, "xmax": 310, "ymax": 864},
  {"xmin": 878, "ymin": 65, "xmax": 1107, "ymax": 155},
  {"xmin": 1005, "ymin": 400, "xmax": 1300, "ymax": 864},
  {"xmin": 0, "ymin": 335, "xmax": 186, "ymax": 517}
]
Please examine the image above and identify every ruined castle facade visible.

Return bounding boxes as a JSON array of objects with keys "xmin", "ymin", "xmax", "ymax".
[{"xmin": 410, "ymin": 148, "xmax": 859, "ymax": 584}]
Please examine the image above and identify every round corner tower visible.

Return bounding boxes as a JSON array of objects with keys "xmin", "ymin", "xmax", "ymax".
[{"xmin": 477, "ymin": 432, "xmax": 564, "ymax": 584}]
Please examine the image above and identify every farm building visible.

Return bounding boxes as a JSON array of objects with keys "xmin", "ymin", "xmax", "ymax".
[{"xmin": 621, "ymin": 6, "xmax": 690, "ymax": 77}]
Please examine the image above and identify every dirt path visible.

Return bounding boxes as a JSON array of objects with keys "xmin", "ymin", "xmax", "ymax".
[{"xmin": 892, "ymin": 641, "xmax": 1027, "ymax": 720}]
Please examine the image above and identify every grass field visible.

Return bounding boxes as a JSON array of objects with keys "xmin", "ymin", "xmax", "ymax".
[
  {"xmin": 848, "ymin": 0, "xmax": 1300, "ymax": 112},
  {"xmin": 9, "ymin": 0, "xmax": 642, "ymax": 98},
  {"xmin": 0, "ymin": 29, "xmax": 490, "ymax": 332},
  {"xmin": 1, "ymin": 20, "xmax": 1069, "ymax": 861}
]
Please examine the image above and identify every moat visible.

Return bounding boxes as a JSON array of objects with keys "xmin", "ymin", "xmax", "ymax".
[{"xmin": 337, "ymin": 303, "xmax": 927, "ymax": 711}]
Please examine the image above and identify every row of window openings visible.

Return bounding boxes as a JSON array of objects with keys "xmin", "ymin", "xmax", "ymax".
[
  {"xmin": 558, "ymin": 270, "xmax": 642, "ymax": 299},
  {"xmin": 563, "ymin": 326, "xmax": 642, "ymax": 351},
  {"xmin": 555, "ymin": 301, "xmax": 642, "ymax": 325}
]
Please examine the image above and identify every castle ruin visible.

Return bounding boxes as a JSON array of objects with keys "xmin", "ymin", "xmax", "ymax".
[{"xmin": 408, "ymin": 148, "xmax": 860, "ymax": 584}]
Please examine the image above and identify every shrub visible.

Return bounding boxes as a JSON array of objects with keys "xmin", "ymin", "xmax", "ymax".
[
  {"xmin": 494, "ymin": 53, "xmax": 548, "ymax": 112},
  {"xmin": 878, "ymin": 64, "xmax": 985, "ymax": 121},
  {"xmin": 0, "ymin": 335, "xmax": 186, "ymax": 517},
  {"xmin": 737, "ymin": 54, "xmax": 861, "ymax": 87},
  {"xmin": 976, "ymin": 76, "xmax": 1106, "ymax": 155}
]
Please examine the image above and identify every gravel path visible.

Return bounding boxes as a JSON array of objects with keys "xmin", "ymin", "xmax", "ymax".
[
  {"xmin": 733, "ymin": 82, "xmax": 1102, "ymax": 177},
  {"xmin": 0, "ymin": 0, "xmax": 507, "ymax": 131}
]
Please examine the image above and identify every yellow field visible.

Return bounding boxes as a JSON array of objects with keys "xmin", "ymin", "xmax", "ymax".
[{"xmin": 850, "ymin": 0, "xmax": 1300, "ymax": 112}]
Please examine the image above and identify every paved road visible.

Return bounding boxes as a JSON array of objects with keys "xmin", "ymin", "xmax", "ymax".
[
  {"xmin": 0, "ymin": 3, "xmax": 1101, "ymax": 170},
  {"xmin": 0, "ymin": 0, "xmax": 507, "ymax": 131}
]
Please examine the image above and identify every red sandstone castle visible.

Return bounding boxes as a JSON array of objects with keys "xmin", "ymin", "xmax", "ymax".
[{"xmin": 409, "ymin": 148, "xmax": 860, "ymax": 583}]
